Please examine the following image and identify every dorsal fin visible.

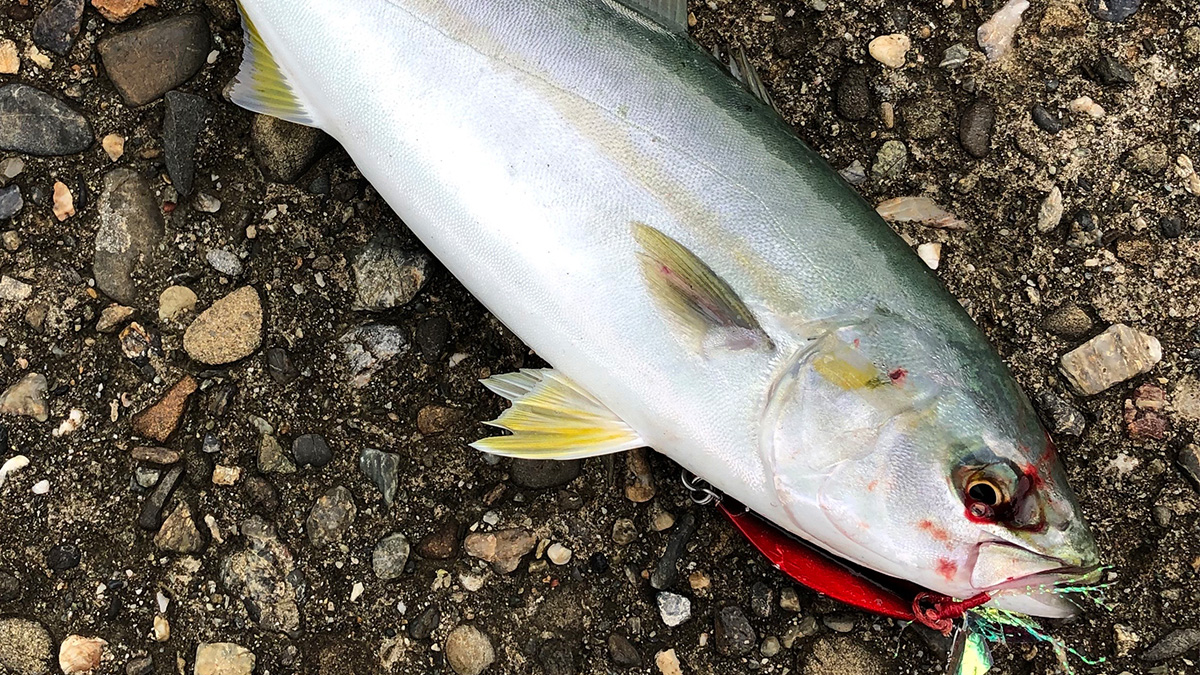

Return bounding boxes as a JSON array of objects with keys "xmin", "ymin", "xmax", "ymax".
[
  {"xmin": 728, "ymin": 46, "xmax": 779, "ymax": 112},
  {"xmin": 228, "ymin": 1, "xmax": 317, "ymax": 127},
  {"xmin": 632, "ymin": 223, "xmax": 773, "ymax": 352},
  {"xmin": 613, "ymin": 0, "xmax": 689, "ymax": 34}
]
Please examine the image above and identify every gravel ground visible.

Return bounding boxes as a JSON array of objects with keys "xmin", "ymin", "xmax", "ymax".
[{"xmin": 1, "ymin": 1, "xmax": 1198, "ymax": 674}]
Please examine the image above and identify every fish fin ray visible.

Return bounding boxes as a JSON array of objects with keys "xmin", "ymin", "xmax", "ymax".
[
  {"xmin": 728, "ymin": 46, "xmax": 779, "ymax": 112},
  {"xmin": 632, "ymin": 222, "xmax": 773, "ymax": 351},
  {"xmin": 473, "ymin": 369, "xmax": 644, "ymax": 460},
  {"xmin": 229, "ymin": 1, "xmax": 318, "ymax": 126},
  {"xmin": 612, "ymin": 0, "xmax": 689, "ymax": 34}
]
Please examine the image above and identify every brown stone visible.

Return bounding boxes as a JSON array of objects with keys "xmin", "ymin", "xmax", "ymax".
[
  {"xmin": 464, "ymin": 528, "xmax": 535, "ymax": 574},
  {"xmin": 131, "ymin": 446, "xmax": 180, "ymax": 464},
  {"xmin": 154, "ymin": 502, "xmax": 203, "ymax": 553},
  {"xmin": 97, "ymin": 15, "xmax": 210, "ymax": 106},
  {"xmin": 416, "ymin": 518, "xmax": 460, "ymax": 560},
  {"xmin": 132, "ymin": 375, "xmax": 197, "ymax": 442},
  {"xmin": 183, "ymin": 287, "xmax": 263, "ymax": 365},
  {"xmin": 417, "ymin": 405, "xmax": 465, "ymax": 434},
  {"xmin": 91, "ymin": 0, "xmax": 156, "ymax": 22}
]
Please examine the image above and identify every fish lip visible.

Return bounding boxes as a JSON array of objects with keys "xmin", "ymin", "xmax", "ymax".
[{"xmin": 975, "ymin": 540, "xmax": 1102, "ymax": 594}]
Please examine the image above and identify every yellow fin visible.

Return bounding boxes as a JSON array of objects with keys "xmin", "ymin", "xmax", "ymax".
[
  {"xmin": 471, "ymin": 369, "xmax": 644, "ymax": 460},
  {"xmin": 229, "ymin": 1, "xmax": 316, "ymax": 126},
  {"xmin": 633, "ymin": 222, "xmax": 772, "ymax": 352}
]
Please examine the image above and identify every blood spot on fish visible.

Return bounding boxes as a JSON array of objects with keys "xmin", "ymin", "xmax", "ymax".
[
  {"xmin": 936, "ymin": 558, "xmax": 958, "ymax": 581},
  {"xmin": 888, "ymin": 367, "xmax": 907, "ymax": 384},
  {"xmin": 867, "ymin": 480, "xmax": 879, "ymax": 492},
  {"xmin": 917, "ymin": 519, "xmax": 950, "ymax": 542}
]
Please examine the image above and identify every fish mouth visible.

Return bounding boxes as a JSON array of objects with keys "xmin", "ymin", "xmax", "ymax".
[{"xmin": 971, "ymin": 541, "xmax": 1102, "ymax": 618}]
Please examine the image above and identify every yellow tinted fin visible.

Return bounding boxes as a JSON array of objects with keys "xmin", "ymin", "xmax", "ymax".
[
  {"xmin": 471, "ymin": 369, "xmax": 644, "ymax": 460},
  {"xmin": 229, "ymin": 1, "xmax": 316, "ymax": 126},
  {"xmin": 632, "ymin": 222, "xmax": 773, "ymax": 352}
]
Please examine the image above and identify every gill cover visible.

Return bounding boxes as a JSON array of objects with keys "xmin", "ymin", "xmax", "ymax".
[{"xmin": 761, "ymin": 309, "xmax": 978, "ymax": 566}]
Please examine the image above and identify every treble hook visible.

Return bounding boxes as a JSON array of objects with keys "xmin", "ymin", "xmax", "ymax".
[{"xmin": 680, "ymin": 469, "xmax": 722, "ymax": 505}]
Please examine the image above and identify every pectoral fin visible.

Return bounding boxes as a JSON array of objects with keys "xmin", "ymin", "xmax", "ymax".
[
  {"xmin": 633, "ymin": 223, "xmax": 773, "ymax": 352},
  {"xmin": 472, "ymin": 369, "xmax": 645, "ymax": 460},
  {"xmin": 230, "ymin": 1, "xmax": 317, "ymax": 126}
]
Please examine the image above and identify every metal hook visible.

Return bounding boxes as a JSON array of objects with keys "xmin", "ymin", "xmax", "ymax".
[{"xmin": 680, "ymin": 469, "xmax": 722, "ymax": 506}]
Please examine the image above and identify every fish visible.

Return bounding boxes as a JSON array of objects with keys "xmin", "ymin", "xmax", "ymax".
[{"xmin": 231, "ymin": 0, "xmax": 1099, "ymax": 618}]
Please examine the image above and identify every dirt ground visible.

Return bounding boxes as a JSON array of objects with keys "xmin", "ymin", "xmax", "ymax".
[{"xmin": 0, "ymin": 1, "xmax": 1198, "ymax": 674}]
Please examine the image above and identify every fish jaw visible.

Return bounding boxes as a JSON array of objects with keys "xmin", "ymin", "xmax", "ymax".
[{"xmin": 971, "ymin": 541, "xmax": 1102, "ymax": 618}]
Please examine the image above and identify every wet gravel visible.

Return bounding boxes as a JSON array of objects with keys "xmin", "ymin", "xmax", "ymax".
[{"xmin": 1, "ymin": 1, "xmax": 1199, "ymax": 674}]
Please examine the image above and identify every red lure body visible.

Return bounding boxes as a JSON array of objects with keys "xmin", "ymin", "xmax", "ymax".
[{"xmin": 718, "ymin": 501, "xmax": 989, "ymax": 634}]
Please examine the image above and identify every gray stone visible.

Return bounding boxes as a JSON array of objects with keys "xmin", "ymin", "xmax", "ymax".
[
  {"xmin": 607, "ymin": 634, "xmax": 640, "ymax": 668},
  {"xmin": 1037, "ymin": 391, "xmax": 1087, "ymax": 437},
  {"xmin": 293, "ymin": 433, "xmax": 332, "ymax": 468},
  {"xmin": 656, "ymin": 592, "xmax": 691, "ymax": 626},
  {"xmin": 871, "ymin": 140, "xmax": 907, "ymax": 180},
  {"xmin": 1140, "ymin": 628, "xmax": 1200, "ymax": 662},
  {"xmin": 352, "ymin": 232, "xmax": 432, "ymax": 311},
  {"xmin": 0, "ymin": 84, "xmax": 93, "ymax": 156},
  {"xmin": 1123, "ymin": 142, "xmax": 1170, "ymax": 176},
  {"xmin": 257, "ymin": 435, "xmax": 295, "ymax": 474},
  {"xmin": 1032, "ymin": 105, "xmax": 1062, "ymax": 134},
  {"xmin": 125, "ymin": 655, "xmax": 153, "ymax": 675},
  {"xmin": 1088, "ymin": 55, "xmax": 1135, "ymax": 86},
  {"xmin": 162, "ymin": 91, "xmax": 210, "ymax": 196},
  {"xmin": 959, "ymin": 99, "xmax": 995, "ymax": 159},
  {"xmin": 1179, "ymin": 445, "xmax": 1200, "ymax": 491},
  {"xmin": 266, "ymin": 347, "xmax": 299, "ymax": 384},
  {"xmin": 138, "ymin": 465, "xmax": 182, "ymax": 531},
  {"xmin": 251, "ymin": 114, "xmax": 326, "ymax": 182},
  {"xmin": 372, "ymin": 532, "xmax": 410, "ymax": 580},
  {"xmin": 359, "ymin": 448, "xmax": 400, "ymax": 505},
  {"xmin": 0, "ymin": 617, "xmax": 53, "ymax": 675},
  {"xmin": 838, "ymin": 160, "xmax": 866, "ymax": 186},
  {"xmin": 0, "ymin": 275, "xmax": 31, "ymax": 301},
  {"xmin": 220, "ymin": 516, "xmax": 301, "ymax": 634},
  {"xmin": 306, "ymin": 486, "xmax": 357, "ymax": 546},
  {"xmin": 408, "ymin": 605, "xmax": 441, "ymax": 640},
  {"xmin": 341, "ymin": 323, "xmax": 409, "ymax": 388},
  {"xmin": 32, "ymin": 0, "xmax": 84, "ymax": 56},
  {"xmin": 206, "ymin": 249, "xmax": 243, "ymax": 277},
  {"xmin": 714, "ymin": 606, "xmax": 757, "ymax": 656},
  {"xmin": 444, "ymin": 625, "xmax": 495, "ymax": 675},
  {"xmin": 1086, "ymin": 0, "xmax": 1141, "ymax": 23},
  {"xmin": 0, "ymin": 185, "xmax": 23, "ymax": 220},
  {"xmin": 98, "ymin": 15, "xmax": 211, "ymax": 106},
  {"xmin": 509, "ymin": 459, "xmax": 581, "ymax": 489},
  {"xmin": 94, "ymin": 168, "xmax": 165, "ymax": 305}
]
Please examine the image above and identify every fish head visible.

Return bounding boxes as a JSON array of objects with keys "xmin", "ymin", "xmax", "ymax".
[{"xmin": 764, "ymin": 311, "xmax": 1099, "ymax": 617}]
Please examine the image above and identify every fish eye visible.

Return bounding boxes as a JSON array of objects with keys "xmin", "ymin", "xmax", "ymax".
[{"xmin": 967, "ymin": 479, "xmax": 1002, "ymax": 506}]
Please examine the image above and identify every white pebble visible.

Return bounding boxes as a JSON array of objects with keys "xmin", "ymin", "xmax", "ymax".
[
  {"xmin": 350, "ymin": 582, "xmax": 365, "ymax": 602},
  {"xmin": 868, "ymin": 34, "xmax": 911, "ymax": 69},
  {"xmin": 0, "ymin": 455, "xmax": 30, "ymax": 488},
  {"xmin": 916, "ymin": 243, "xmax": 942, "ymax": 270},
  {"xmin": 1068, "ymin": 96, "xmax": 1105, "ymax": 119},
  {"xmin": 31, "ymin": 479, "xmax": 50, "ymax": 494},
  {"xmin": 546, "ymin": 543, "xmax": 573, "ymax": 565},
  {"xmin": 977, "ymin": 0, "xmax": 1029, "ymax": 61}
]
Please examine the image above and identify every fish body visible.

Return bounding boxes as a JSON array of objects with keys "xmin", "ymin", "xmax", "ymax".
[{"xmin": 234, "ymin": 0, "xmax": 1097, "ymax": 616}]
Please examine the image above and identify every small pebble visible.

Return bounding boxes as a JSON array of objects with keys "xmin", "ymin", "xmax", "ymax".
[
  {"xmin": 1036, "ymin": 186, "xmax": 1064, "ymax": 233},
  {"xmin": 444, "ymin": 625, "xmax": 495, "ymax": 675},
  {"xmin": 1060, "ymin": 324, "xmax": 1161, "ymax": 396},
  {"xmin": 656, "ymin": 592, "xmax": 692, "ymax": 627},
  {"xmin": 546, "ymin": 542, "xmax": 572, "ymax": 565},
  {"xmin": 58, "ymin": 635, "xmax": 106, "ymax": 674},
  {"xmin": 1031, "ymin": 105, "xmax": 1063, "ymax": 134},
  {"xmin": 868, "ymin": 34, "xmax": 910, "ymax": 69}
]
